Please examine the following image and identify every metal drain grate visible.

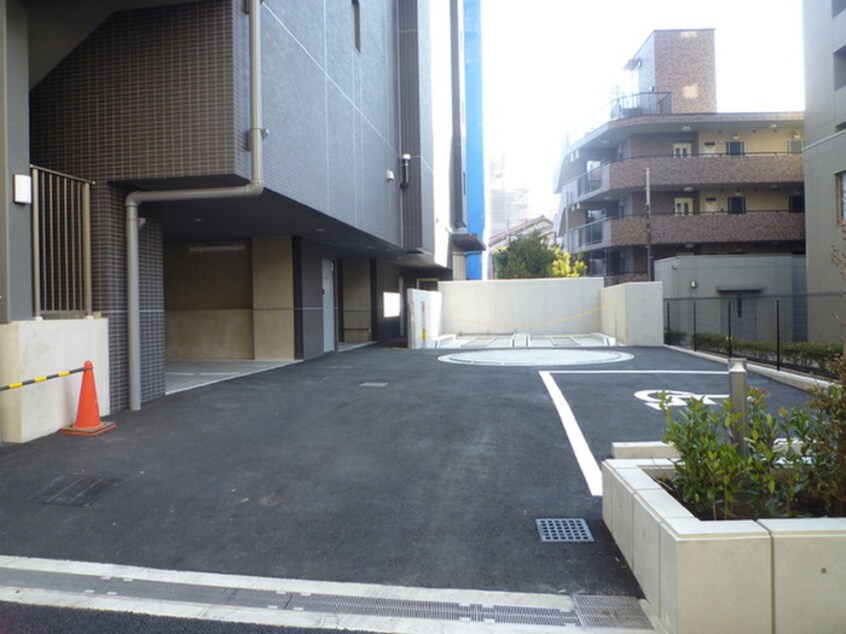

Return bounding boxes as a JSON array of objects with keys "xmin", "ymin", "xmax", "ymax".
[
  {"xmin": 535, "ymin": 518, "xmax": 594, "ymax": 542},
  {"xmin": 28, "ymin": 475, "xmax": 119, "ymax": 507},
  {"xmin": 574, "ymin": 594, "xmax": 653, "ymax": 630}
]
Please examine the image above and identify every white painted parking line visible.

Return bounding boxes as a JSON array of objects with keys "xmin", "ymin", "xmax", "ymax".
[
  {"xmin": 546, "ymin": 370, "xmax": 727, "ymax": 375},
  {"xmin": 539, "ymin": 372, "xmax": 603, "ymax": 497}
]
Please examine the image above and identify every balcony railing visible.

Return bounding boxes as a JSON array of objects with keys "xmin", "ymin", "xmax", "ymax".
[
  {"xmin": 31, "ymin": 165, "xmax": 94, "ymax": 318},
  {"xmin": 564, "ymin": 152, "xmax": 804, "ymax": 204},
  {"xmin": 570, "ymin": 92, "xmax": 673, "ymax": 141},
  {"xmin": 564, "ymin": 210, "xmax": 805, "ymax": 254}
]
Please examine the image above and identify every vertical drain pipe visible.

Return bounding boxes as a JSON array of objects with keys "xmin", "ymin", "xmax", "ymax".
[{"xmin": 126, "ymin": 0, "xmax": 265, "ymax": 410}]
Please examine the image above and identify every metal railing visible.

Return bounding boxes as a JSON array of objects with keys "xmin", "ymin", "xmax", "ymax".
[
  {"xmin": 31, "ymin": 166, "xmax": 95, "ymax": 318},
  {"xmin": 664, "ymin": 294, "xmax": 846, "ymax": 377},
  {"xmin": 569, "ymin": 91, "xmax": 673, "ymax": 141}
]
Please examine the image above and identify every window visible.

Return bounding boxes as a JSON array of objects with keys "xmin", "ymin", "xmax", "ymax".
[
  {"xmin": 674, "ymin": 197, "xmax": 694, "ymax": 215},
  {"xmin": 835, "ymin": 46, "xmax": 846, "ymax": 90},
  {"xmin": 789, "ymin": 194, "xmax": 805, "ymax": 213},
  {"xmin": 834, "ymin": 0, "xmax": 846, "ymax": 17},
  {"xmin": 725, "ymin": 140, "xmax": 745, "ymax": 156},
  {"xmin": 787, "ymin": 139, "xmax": 804, "ymax": 154},
  {"xmin": 839, "ymin": 173, "xmax": 846, "ymax": 221},
  {"xmin": 673, "ymin": 143, "xmax": 692, "ymax": 158},
  {"xmin": 352, "ymin": 0, "xmax": 361, "ymax": 52},
  {"xmin": 727, "ymin": 196, "xmax": 746, "ymax": 214},
  {"xmin": 383, "ymin": 292, "xmax": 400, "ymax": 318}
]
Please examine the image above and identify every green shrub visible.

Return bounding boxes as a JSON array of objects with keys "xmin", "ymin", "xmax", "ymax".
[
  {"xmin": 664, "ymin": 329, "xmax": 687, "ymax": 346},
  {"xmin": 660, "ymin": 385, "xmax": 845, "ymax": 519}
]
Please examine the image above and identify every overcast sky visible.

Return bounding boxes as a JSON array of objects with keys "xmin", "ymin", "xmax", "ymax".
[{"xmin": 480, "ymin": 0, "xmax": 806, "ymax": 214}]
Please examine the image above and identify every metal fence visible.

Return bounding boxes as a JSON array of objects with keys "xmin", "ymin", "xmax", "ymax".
[
  {"xmin": 664, "ymin": 294, "xmax": 846, "ymax": 377},
  {"xmin": 31, "ymin": 165, "xmax": 94, "ymax": 317}
]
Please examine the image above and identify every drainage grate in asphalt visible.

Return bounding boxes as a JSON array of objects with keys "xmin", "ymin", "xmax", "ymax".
[
  {"xmin": 535, "ymin": 518, "xmax": 594, "ymax": 543},
  {"xmin": 574, "ymin": 594, "xmax": 653, "ymax": 630},
  {"xmin": 28, "ymin": 475, "xmax": 120, "ymax": 507}
]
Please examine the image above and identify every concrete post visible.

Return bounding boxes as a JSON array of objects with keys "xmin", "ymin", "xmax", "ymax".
[{"xmin": 729, "ymin": 357, "xmax": 748, "ymax": 458}]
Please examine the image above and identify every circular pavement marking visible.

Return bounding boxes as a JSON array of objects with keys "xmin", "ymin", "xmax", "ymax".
[{"xmin": 437, "ymin": 349, "xmax": 634, "ymax": 367}]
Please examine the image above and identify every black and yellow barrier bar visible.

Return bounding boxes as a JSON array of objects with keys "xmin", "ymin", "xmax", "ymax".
[{"xmin": 0, "ymin": 366, "xmax": 85, "ymax": 393}]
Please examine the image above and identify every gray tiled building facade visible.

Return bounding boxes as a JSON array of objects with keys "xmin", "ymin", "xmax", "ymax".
[{"xmin": 2, "ymin": 0, "xmax": 471, "ymax": 413}]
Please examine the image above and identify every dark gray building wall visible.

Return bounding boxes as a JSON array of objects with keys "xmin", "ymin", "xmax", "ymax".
[
  {"xmin": 30, "ymin": 1, "xmax": 237, "ymax": 183},
  {"xmin": 250, "ymin": 0, "xmax": 404, "ymax": 245},
  {"xmin": 0, "ymin": 0, "xmax": 32, "ymax": 323}
]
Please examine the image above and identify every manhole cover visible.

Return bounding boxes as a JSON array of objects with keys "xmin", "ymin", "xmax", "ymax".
[
  {"xmin": 28, "ymin": 475, "xmax": 119, "ymax": 507},
  {"xmin": 438, "ymin": 349, "xmax": 633, "ymax": 367},
  {"xmin": 535, "ymin": 518, "xmax": 594, "ymax": 542}
]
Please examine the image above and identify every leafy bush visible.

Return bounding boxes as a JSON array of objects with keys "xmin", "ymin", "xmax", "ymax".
[
  {"xmin": 664, "ymin": 329, "xmax": 687, "ymax": 346},
  {"xmin": 661, "ymin": 385, "xmax": 845, "ymax": 519},
  {"xmin": 691, "ymin": 332, "xmax": 841, "ymax": 376}
]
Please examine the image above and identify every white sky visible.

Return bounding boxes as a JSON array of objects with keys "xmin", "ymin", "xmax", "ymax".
[{"xmin": 481, "ymin": 0, "xmax": 806, "ymax": 214}]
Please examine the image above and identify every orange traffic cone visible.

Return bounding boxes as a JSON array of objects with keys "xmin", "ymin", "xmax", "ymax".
[{"xmin": 60, "ymin": 361, "xmax": 116, "ymax": 436}]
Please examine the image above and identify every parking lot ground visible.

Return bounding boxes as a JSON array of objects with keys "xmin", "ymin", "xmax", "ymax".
[{"xmin": 0, "ymin": 345, "xmax": 814, "ymax": 631}]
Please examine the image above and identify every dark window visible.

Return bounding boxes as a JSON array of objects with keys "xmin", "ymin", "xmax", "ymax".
[
  {"xmin": 835, "ymin": 46, "xmax": 846, "ymax": 90},
  {"xmin": 727, "ymin": 196, "xmax": 746, "ymax": 214},
  {"xmin": 789, "ymin": 194, "xmax": 805, "ymax": 213},
  {"xmin": 352, "ymin": 0, "xmax": 361, "ymax": 52},
  {"xmin": 839, "ymin": 173, "xmax": 846, "ymax": 221},
  {"xmin": 725, "ymin": 140, "xmax": 745, "ymax": 156}
]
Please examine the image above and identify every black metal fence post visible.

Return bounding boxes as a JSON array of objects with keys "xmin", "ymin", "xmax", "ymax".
[
  {"xmin": 727, "ymin": 299, "xmax": 733, "ymax": 358},
  {"xmin": 692, "ymin": 301, "xmax": 697, "ymax": 350},
  {"xmin": 776, "ymin": 299, "xmax": 782, "ymax": 371},
  {"xmin": 665, "ymin": 301, "xmax": 670, "ymax": 339}
]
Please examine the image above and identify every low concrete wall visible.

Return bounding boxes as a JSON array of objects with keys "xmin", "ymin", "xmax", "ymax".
[
  {"xmin": 438, "ymin": 278, "xmax": 604, "ymax": 335},
  {"xmin": 600, "ymin": 282, "xmax": 663, "ymax": 346},
  {"xmin": 603, "ymin": 459, "xmax": 846, "ymax": 634},
  {"xmin": 0, "ymin": 318, "xmax": 110, "ymax": 443},
  {"xmin": 407, "ymin": 289, "xmax": 442, "ymax": 349}
]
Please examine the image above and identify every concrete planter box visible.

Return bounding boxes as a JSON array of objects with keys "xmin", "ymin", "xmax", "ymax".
[{"xmin": 603, "ymin": 459, "xmax": 846, "ymax": 634}]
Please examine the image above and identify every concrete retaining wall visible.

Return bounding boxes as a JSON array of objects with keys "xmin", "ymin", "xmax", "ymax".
[
  {"xmin": 0, "ymin": 318, "xmax": 110, "ymax": 443},
  {"xmin": 600, "ymin": 282, "xmax": 663, "ymax": 346},
  {"xmin": 438, "ymin": 278, "xmax": 604, "ymax": 336}
]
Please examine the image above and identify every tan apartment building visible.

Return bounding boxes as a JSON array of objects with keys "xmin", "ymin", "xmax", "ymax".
[{"xmin": 555, "ymin": 30, "xmax": 806, "ymax": 285}]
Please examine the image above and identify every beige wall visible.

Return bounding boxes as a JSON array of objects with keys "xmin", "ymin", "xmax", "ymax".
[
  {"xmin": 0, "ymin": 318, "xmax": 110, "ymax": 443},
  {"xmin": 164, "ymin": 238, "xmax": 296, "ymax": 360},
  {"xmin": 252, "ymin": 236, "xmax": 295, "ymax": 359},
  {"xmin": 699, "ymin": 128, "xmax": 804, "ymax": 155},
  {"xmin": 439, "ymin": 278, "xmax": 604, "ymax": 335},
  {"xmin": 341, "ymin": 258, "xmax": 372, "ymax": 343},
  {"xmin": 600, "ymin": 282, "xmax": 663, "ymax": 346},
  {"xmin": 165, "ymin": 241, "xmax": 254, "ymax": 359}
]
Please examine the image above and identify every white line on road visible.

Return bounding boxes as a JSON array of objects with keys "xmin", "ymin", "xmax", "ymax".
[
  {"xmin": 546, "ymin": 370, "xmax": 727, "ymax": 375},
  {"xmin": 540, "ymin": 371, "xmax": 603, "ymax": 497}
]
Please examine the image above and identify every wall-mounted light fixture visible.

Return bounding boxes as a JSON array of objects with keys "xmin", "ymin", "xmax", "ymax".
[
  {"xmin": 13, "ymin": 174, "xmax": 32, "ymax": 204},
  {"xmin": 690, "ymin": 280, "xmax": 698, "ymax": 289},
  {"xmin": 400, "ymin": 154, "xmax": 411, "ymax": 189},
  {"xmin": 386, "ymin": 170, "xmax": 395, "ymax": 182}
]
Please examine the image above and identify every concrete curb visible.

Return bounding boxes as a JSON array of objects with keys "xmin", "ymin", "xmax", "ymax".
[{"xmin": 665, "ymin": 345, "xmax": 834, "ymax": 392}]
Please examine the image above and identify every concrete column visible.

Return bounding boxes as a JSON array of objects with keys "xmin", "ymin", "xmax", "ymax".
[
  {"xmin": 252, "ymin": 236, "xmax": 295, "ymax": 359},
  {"xmin": 0, "ymin": 0, "xmax": 32, "ymax": 323},
  {"xmin": 340, "ymin": 258, "xmax": 372, "ymax": 343}
]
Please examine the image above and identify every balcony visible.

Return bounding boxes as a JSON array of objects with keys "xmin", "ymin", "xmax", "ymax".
[
  {"xmin": 568, "ymin": 153, "xmax": 804, "ymax": 204},
  {"xmin": 570, "ymin": 92, "xmax": 672, "ymax": 141},
  {"xmin": 564, "ymin": 211, "xmax": 805, "ymax": 254}
]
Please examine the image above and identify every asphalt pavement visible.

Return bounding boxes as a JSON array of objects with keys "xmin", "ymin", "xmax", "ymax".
[{"xmin": 0, "ymin": 344, "xmax": 813, "ymax": 632}]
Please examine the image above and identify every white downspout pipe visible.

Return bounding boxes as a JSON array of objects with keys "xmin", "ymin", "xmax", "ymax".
[{"xmin": 126, "ymin": 0, "xmax": 265, "ymax": 410}]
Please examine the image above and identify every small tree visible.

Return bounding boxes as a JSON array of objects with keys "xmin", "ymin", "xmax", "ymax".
[
  {"xmin": 551, "ymin": 246, "xmax": 587, "ymax": 278},
  {"xmin": 494, "ymin": 231, "xmax": 585, "ymax": 279}
]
